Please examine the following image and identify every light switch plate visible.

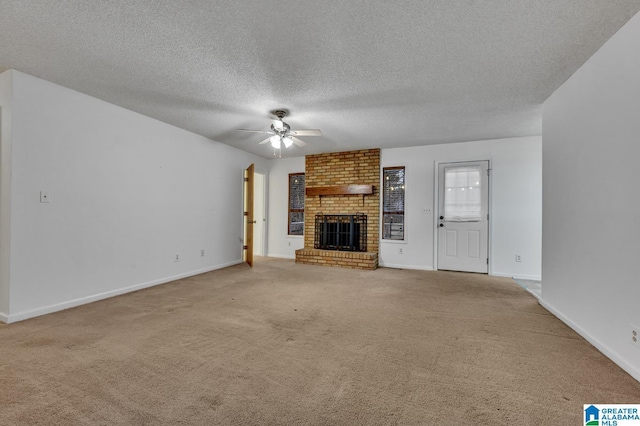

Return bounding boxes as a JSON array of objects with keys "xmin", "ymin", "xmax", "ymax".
[{"xmin": 40, "ymin": 191, "xmax": 50, "ymax": 203}]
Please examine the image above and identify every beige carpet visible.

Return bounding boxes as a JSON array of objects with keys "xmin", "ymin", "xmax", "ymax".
[{"xmin": 1, "ymin": 257, "xmax": 638, "ymax": 425}]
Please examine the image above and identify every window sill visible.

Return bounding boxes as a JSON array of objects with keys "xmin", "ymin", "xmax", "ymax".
[
  {"xmin": 381, "ymin": 239, "xmax": 408, "ymax": 245},
  {"xmin": 287, "ymin": 235, "xmax": 304, "ymax": 239}
]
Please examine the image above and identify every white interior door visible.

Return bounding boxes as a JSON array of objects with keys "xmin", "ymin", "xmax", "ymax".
[{"xmin": 437, "ymin": 161, "xmax": 489, "ymax": 273}]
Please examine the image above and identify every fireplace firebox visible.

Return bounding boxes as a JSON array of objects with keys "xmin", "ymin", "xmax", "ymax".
[{"xmin": 314, "ymin": 213, "xmax": 367, "ymax": 252}]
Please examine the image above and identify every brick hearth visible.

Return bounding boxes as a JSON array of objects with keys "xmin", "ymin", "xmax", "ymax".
[{"xmin": 295, "ymin": 248, "xmax": 378, "ymax": 270}]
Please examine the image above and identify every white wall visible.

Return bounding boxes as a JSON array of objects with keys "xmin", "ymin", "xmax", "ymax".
[
  {"xmin": 267, "ymin": 156, "xmax": 305, "ymax": 258},
  {"xmin": 542, "ymin": 11, "xmax": 640, "ymax": 381},
  {"xmin": 380, "ymin": 137, "xmax": 542, "ymax": 278},
  {"xmin": 0, "ymin": 70, "xmax": 13, "ymax": 320},
  {"xmin": 4, "ymin": 70, "xmax": 265, "ymax": 322},
  {"xmin": 266, "ymin": 137, "xmax": 542, "ymax": 279}
]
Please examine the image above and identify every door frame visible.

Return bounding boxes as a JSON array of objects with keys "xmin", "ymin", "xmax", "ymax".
[
  {"xmin": 0, "ymin": 106, "xmax": 8, "ymax": 321},
  {"xmin": 253, "ymin": 170, "xmax": 267, "ymax": 257},
  {"xmin": 433, "ymin": 159, "xmax": 493, "ymax": 274}
]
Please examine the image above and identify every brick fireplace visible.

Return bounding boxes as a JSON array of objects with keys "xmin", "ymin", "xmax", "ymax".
[{"xmin": 295, "ymin": 148, "xmax": 380, "ymax": 270}]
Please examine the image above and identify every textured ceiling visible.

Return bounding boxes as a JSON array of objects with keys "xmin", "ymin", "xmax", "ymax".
[{"xmin": 1, "ymin": 1, "xmax": 639, "ymax": 158}]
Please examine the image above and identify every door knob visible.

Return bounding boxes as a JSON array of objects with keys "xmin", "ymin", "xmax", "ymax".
[{"xmin": 439, "ymin": 223, "xmax": 444, "ymax": 227}]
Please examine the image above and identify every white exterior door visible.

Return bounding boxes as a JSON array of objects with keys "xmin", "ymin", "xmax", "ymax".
[{"xmin": 437, "ymin": 161, "xmax": 489, "ymax": 273}]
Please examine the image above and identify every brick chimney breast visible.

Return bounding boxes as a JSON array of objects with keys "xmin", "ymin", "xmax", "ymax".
[{"xmin": 296, "ymin": 149, "xmax": 380, "ymax": 270}]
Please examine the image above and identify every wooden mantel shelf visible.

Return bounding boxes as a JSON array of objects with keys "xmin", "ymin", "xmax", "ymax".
[{"xmin": 306, "ymin": 185, "xmax": 373, "ymax": 196}]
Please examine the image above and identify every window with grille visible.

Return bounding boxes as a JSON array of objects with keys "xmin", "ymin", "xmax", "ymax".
[
  {"xmin": 382, "ymin": 166, "xmax": 405, "ymax": 240},
  {"xmin": 288, "ymin": 173, "xmax": 305, "ymax": 235}
]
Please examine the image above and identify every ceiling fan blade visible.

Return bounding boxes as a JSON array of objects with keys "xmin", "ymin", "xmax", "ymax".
[
  {"xmin": 258, "ymin": 137, "xmax": 272, "ymax": 145},
  {"xmin": 292, "ymin": 129, "xmax": 322, "ymax": 136},
  {"xmin": 291, "ymin": 137, "xmax": 307, "ymax": 147},
  {"xmin": 237, "ymin": 129, "xmax": 272, "ymax": 134},
  {"xmin": 272, "ymin": 119, "xmax": 285, "ymax": 131}
]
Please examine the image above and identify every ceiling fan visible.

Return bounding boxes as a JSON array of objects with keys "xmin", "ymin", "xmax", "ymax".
[{"xmin": 238, "ymin": 110, "xmax": 322, "ymax": 154}]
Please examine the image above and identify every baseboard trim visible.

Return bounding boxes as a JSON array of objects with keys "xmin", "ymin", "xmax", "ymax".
[
  {"xmin": 492, "ymin": 272, "xmax": 542, "ymax": 281},
  {"xmin": 0, "ymin": 311, "xmax": 8, "ymax": 324},
  {"xmin": 379, "ymin": 263, "xmax": 434, "ymax": 271},
  {"xmin": 6, "ymin": 260, "xmax": 243, "ymax": 324},
  {"xmin": 266, "ymin": 254, "xmax": 296, "ymax": 260},
  {"xmin": 540, "ymin": 298, "xmax": 640, "ymax": 382},
  {"xmin": 513, "ymin": 274, "xmax": 542, "ymax": 281}
]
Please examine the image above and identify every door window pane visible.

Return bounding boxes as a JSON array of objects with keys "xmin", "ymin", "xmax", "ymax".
[{"xmin": 444, "ymin": 166, "xmax": 482, "ymax": 221}]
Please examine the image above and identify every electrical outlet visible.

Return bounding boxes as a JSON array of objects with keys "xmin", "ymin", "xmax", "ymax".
[
  {"xmin": 200, "ymin": 249, "xmax": 205, "ymax": 257},
  {"xmin": 515, "ymin": 254, "xmax": 522, "ymax": 263},
  {"xmin": 40, "ymin": 191, "xmax": 50, "ymax": 203},
  {"xmin": 174, "ymin": 254, "xmax": 180, "ymax": 262},
  {"xmin": 632, "ymin": 325, "xmax": 640, "ymax": 349},
  {"xmin": 399, "ymin": 248, "xmax": 403, "ymax": 254}
]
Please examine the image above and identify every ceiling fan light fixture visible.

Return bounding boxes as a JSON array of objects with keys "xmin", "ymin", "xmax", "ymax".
[
  {"xmin": 282, "ymin": 137, "xmax": 293, "ymax": 148},
  {"xmin": 270, "ymin": 135, "xmax": 281, "ymax": 149},
  {"xmin": 272, "ymin": 119, "xmax": 285, "ymax": 131}
]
